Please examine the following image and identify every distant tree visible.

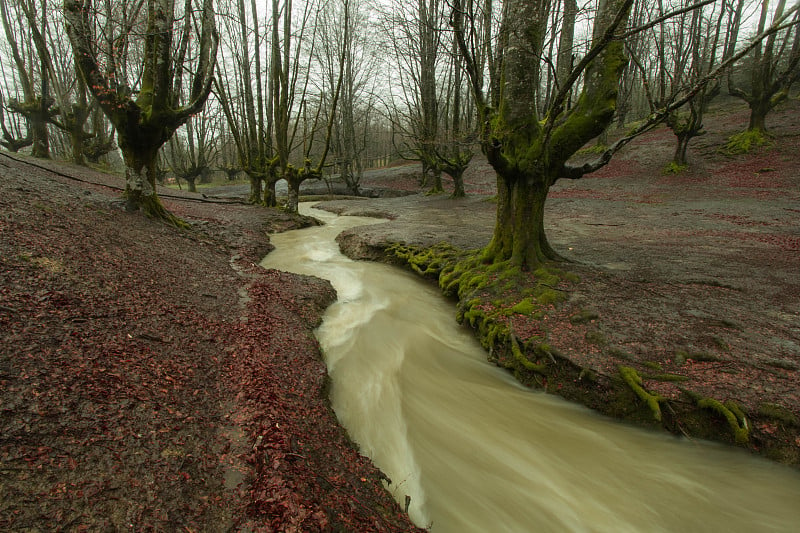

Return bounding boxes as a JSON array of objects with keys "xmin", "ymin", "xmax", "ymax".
[
  {"xmin": 214, "ymin": 0, "xmax": 276, "ymax": 205},
  {"xmin": 0, "ymin": 93, "xmax": 32, "ymax": 152},
  {"xmin": 661, "ymin": 0, "xmax": 727, "ymax": 167},
  {"xmin": 165, "ymin": 111, "xmax": 218, "ymax": 193},
  {"xmin": 270, "ymin": 0, "xmax": 345, "ymax": 213},
  {"xmin": 0, "ymin": 0, "xmax": 54, "ymax": 158},
  {"xmin": 317, "ymin": 0, "xmax": 378, "ymax": 196},
  {"xmin": 64, "ymin": 0, "xmax": 218, "ymax": 224},
  {"xmin": 729, "ymin": 0, "xmax": 800, "ymax": 133}
]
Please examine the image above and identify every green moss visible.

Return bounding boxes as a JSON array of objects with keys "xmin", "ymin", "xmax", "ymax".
[
  {"xmin": 575, "ymin": 143, "xmax": 608, "ymax": 156},
  {"xmin": 509, "ymin": 334, "xmax": 546, "ymax": 373},
  {"xmin": 570, "ymin": 309, "xmax": 599, "ymax": 324},
  {"xmin": 697, "ymin": 397, "xmax": 749, "ymax": 444},
  {"xmin": 536, "ymin": 288, "xmax": 562, "ymax": 306},
  {"xmin": 663, "ymin": 162, "xmax": 688, "ymax": 174},
  {"xmin": 619, "ymin": 366, "xmax": 665, "ymax": 422},
  {"xmin": 533, "ymin": 267, "xmax": 560, "ymax": 287},
  {"xmin": 758, "ymin": 403, "xmax": 799, "ymax": 426},
  {"xmin": 643, "ymin": 373, "xmax": 689, "ymax": 382},
  {"xmin": 578, "ymin": 367, "xmax": 598, "ymax": 382},
  {"xmin": 642, "ymin": 361, "xmax": 662, "ymax": 371},
  {"xmin": 723, "ymin": 130, "xmax": 772, "ymax": 155},
  {"xmin": 712, "ymin": 336, "xmax": 730, "ymax": 351},
  {"xmin": 607, "ymin": 346, "xmax": 634, "ymax": 361},
  {"xmin": 391, "ymin": 245, "xmax": 584, "ymax": 386},
  {"xmin": 510, "ymin": 298, "xmax": 536, "ymax": 315},
  {"xmin": 585, "ymin": 330, "xmax": 607, "ymax": 347},
  {"xmin": 675, "ymin": 350, "xmax": 721, "ymax": 365}
]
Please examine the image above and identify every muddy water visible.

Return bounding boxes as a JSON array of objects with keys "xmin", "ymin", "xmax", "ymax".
[{"xmin": 261, "ymin": 204, "xmax": 800, "ymax": 532}]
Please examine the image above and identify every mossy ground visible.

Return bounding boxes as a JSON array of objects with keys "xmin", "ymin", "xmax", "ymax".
[
  {"xmin": 385, "ymin": 239, "xmax": 798, "ymax": 464},
  {"xmin": 723, "ymin": 129, "xmax": 772, "ymax": 154}
]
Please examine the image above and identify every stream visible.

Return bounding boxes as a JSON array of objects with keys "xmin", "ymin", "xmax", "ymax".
[{"xmin": 260, "ymin": 204, "xmax": 800, "ymax": 532}]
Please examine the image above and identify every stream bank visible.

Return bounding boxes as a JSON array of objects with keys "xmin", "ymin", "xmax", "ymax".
[{"xmin": 316, "ymin": 133, "xmax": 800, "ymax": 468}]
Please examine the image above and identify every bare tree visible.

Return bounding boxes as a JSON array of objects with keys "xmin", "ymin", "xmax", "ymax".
[
  {"xmin": 214, "ymin": 0, "xmax": 276, "ymax": 205},
  {"xmin": 165, "ymin": 110, "xmax": 219, "ymax": 192},
  {"xmin": 1, "ymin": 0, "xmax": 55, "ymax": 158},
  {"xmin": 318, "ymin": 0, "xmax": 379, "ymax": 196},
  {"xmin": 64, "ymin": 0, "xmax": 218, "ymax": 224},
  {"xmin": 659, "ymin": 0, "xmax": 727, "ymax": 167},
  {"xmin": 729, "ymin": 0, "xmax": 800, "ymax": 133},
  {"xmin": 270, "ymin": 0, "xmax": 345, "ymax": 213},
  {"xmin": 0, "ymin": 93, "xmax": 32, "ymax": 152}
]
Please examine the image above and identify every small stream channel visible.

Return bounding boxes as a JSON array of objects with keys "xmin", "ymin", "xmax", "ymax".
[{"xmin": 260, "ymin": 204, "xmax": 800, "ymax": 532}]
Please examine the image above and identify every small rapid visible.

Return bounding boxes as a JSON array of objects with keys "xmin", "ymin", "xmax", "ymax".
[{"xmin": 260, "ymin": 204, "xmax": 800, "ymax": 532}]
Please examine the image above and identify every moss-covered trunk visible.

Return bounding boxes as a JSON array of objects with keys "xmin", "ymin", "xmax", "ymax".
[
  {"xmin": 451, "ymin": 170, "xmax": 466, "ymax": 198},
  {"xmin": 69, "ymin": 127, "xmax": 85, "ymax": 165},
  {"xmin": 265, "ymin": 177, "xmax": 278, "ymax": 207},
  {"xmin": 673, "ymin": 134, "xmax": 691, "ymax": 166},
  {"xmin": 30, "ymin": 115, "xmax": 49, "ymax": 159},
  {"xmin": 247, "ymin": 172, "xmax": 263, "ymax": 204},
  {"xmin": 484, "ymin": 175, "xmax": 555, "ymax": 268},
  {"xmin": 747, "ymin": 99, "xmax": 770, "ymax": 133},
  {"xmin": 286, "ymin": 174, "xmax": 300, "ymax": 213},
  {"xmin": 429, "ymin": 167, "xmax": 444, "ymax": 194},
  {"xmin": 120, "ymin": 138, "xmax": 186, "ymax": 228}
]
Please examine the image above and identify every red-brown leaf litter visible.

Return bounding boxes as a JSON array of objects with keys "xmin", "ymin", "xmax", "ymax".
[{"xmin": 0, "ymin": 154, "xmax": 423, "ymax": 531}]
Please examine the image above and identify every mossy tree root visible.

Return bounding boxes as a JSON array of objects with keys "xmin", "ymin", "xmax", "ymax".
[
  {"xmin": 619, "ymin": 366, "xmax": 665, "ymax": 422},
  {"xmin": 697, "ymin": 398, "xmax": 750, "ymax": 444},
  {"xmin": 510, "ymin": 333, "xmax": 547, "ymax": 373},
  {"xmin": 127, "ymin": 191, "xmax": 191, "ymax": 229}
]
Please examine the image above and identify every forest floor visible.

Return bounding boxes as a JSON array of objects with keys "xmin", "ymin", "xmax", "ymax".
[
  {"xmin": 0, "ymin": 152, "xmax": 425, "ymax": 531},
  {"xmin": 0, "ymin": 96, "xmax": 798, "ymax": 530}
]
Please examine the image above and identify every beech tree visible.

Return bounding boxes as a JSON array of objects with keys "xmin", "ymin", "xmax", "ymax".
[
  {"xmin": 165, "ymin": 111, "xmax": 218, "ymax": 192},
  {"xmin": 214, "ymin": 0, "xmax": 276, "ymax": 205},
  {"xmin": 270, "ymin": 0, "xmax": 345, "ymax": 213},
  {"xmin": 658, "ymin": 0, "xmax": 727, "ymax": 167},
  {"xmin": 453, "ymin": 0, "xmax": 635, "ymax": 267},
  {"xmin": 64, "ymin": 0, "xmax": 218, "ymax": 222},
  {"xmin": 1, "ymin": 0, "xmax": 54, "ymax": 158},
  {"xmin": 729, "ymin": 0, "xmax": 800, "ymax": 133}
]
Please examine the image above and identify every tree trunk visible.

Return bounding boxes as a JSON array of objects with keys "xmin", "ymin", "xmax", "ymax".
[
  {"xmin": 30, "ymin": 113, "xmax": 49, "ymax": 159},
  {"xmin": 120, "ymin": 141, "xmax": 186, "ymax": 227},
  {"xmin": 69, "ymin": 128, "xmax": 85, "ymax": 165},
  {"xmin": 287, "ymin": 177, "xmax": 300, "ymax": 212},
  {"xmin": 186, "ymin": 177, "xmax": 197, "ymax": 193},
  {"xmin": 484, "ymin": 175, "xmax": 556, "ymax": 268},
  {"xmin": 265, "ymin": 177, "xmax": 278, "ymax": 207},
  {"xmin": 748, "ymin": 99, "xmax": 770, "ymax": 132},
  {"xmin": 673, "ymin": 134, "xmax": 690, "ymax": 166},
  {"xmin": 451, "ymin": 171, "xmax": 465, "ymax": 198},
  {"xmin": 247, "ymin": 173, "xmax": 263, "ymax": 204},
  {"xmin": 429, "ymin": 168, "xmax": 444, "ymax": 194}
]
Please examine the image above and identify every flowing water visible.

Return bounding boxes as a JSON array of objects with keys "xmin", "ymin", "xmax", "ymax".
[{"xmin": 261, "ymin": 204, "xmax": 800, "ymax": 532}]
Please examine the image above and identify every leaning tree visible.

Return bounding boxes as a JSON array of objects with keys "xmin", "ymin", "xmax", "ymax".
[{"xmin": 64, "ymin": 0, "xmax": 218, "ymax": 223}]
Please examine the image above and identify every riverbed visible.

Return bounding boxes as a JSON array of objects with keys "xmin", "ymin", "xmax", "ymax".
[{"xmin": 261, "ymin": 204, "xmax": 800, "ymax": 532}]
